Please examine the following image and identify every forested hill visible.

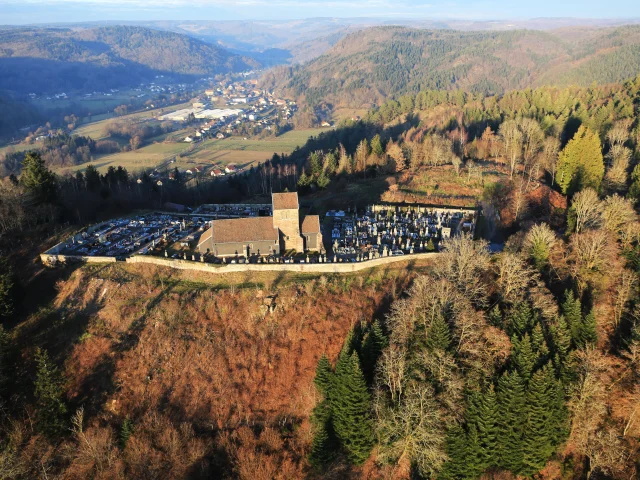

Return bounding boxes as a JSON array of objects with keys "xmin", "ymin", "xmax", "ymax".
[
  {"xmin": 0, "ymin": 26, "xmax": 261, "ymax": 94},
  {"xmin": 262, "ymin": 25, "xmax": 640, "ymax": 108}
]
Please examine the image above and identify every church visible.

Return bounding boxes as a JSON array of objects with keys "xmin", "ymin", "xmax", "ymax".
[{"xmin": 197, "ymin": 192, "xmax": 323, "ymax": 257}]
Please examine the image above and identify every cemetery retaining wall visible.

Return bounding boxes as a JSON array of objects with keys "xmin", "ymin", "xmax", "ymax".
[
  {"xmin": 40, "ymin": 253, "xmax": 118, "ymax": 266},
  {"xmin": 124, "ymin": 253, "xmax": 437, "ymax": 274}
]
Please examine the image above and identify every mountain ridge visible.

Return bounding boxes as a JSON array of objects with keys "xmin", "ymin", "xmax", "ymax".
[
  {"xmin": 261, "ymin": 25, "xmax": 640, "ymax": 109},
  {"xmin": 0, "ymin": 25, "xmax": 261, "ymax": 94}
]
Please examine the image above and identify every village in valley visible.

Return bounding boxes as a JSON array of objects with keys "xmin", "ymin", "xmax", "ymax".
[{"xmin": 41, "ymin": 191, "xmax": 477, "ymax": 267}]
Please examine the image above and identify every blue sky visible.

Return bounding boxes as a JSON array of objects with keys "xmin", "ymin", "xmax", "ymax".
[{"xmin": 1, "ymin": 0, "xmax": 639, "ymax": 24}]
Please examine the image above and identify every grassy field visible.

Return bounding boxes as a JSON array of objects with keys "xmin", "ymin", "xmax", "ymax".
[
  {"xmin": 53, "ymin": 128, "xmax": 330, "ymax": 175},
  {"xmin": 0, "ymin": 101, "xmax": 194, "ymax": 157},
  {"xmin": 57, "ymin": 142, "xmax": 188, "ymax": 175},
  {"xmin": 333, "ymin": 108, "xmax": 369, "ymax": 122},
  {"xmin": 196, "ymin": 128, "xmax": 331, "ymax": 154},
  {"xmin": 72, "ymin": 101, "xmax": 193, "ymax": 140},
  {"xmin": 30, "ymin": 92, "xmax": 132, "ymax": 113},
  {"xmin": 0, "ymin": 142, "xmax": 36, "ymax": 157}
]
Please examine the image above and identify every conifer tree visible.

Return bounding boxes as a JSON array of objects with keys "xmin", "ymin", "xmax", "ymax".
[
  {"xmin": 530, "ymin": 323, "xmax": 550, "ymax": 366},
  {"xmin": 426, "ymin": 237, "xmax": 436, "ymax": 252},
  {"xmin": 552, "ymin": 316, "xmax": 572, "ymax": 363},
  {"xmin": 521, "ymin": 367, "xmax": 556, "ymax": 475},
  {"xmin": 476, "ymin": 386, "xmax": 498, "ymax": 469},
  {"xmin": 513, "ymin": 333, "xmax": 536, "ymax": 381},
  {"xmin": 309, "ymin": 399, "xmax": 337, "ymax": 467},
  {"xmin": 425, "ymin": 312, "xmax": 452, "ymax": 352},
  {"xmin": 370, "ymin": 134, "xmax": 384, "ymax": 156},
  {"xmin": 20, "ymin": 152, "xmax": 57, "ymax": 205},
  {"xmin": 34, "ymin": 348, "xmax": 67, "ymax": 436},
  {"xmin": 544, "ymin": 365, "xmax": 569, "ymax": 446},
  {"xmin": 552, "ymin": 315, "xmax": 575, "ymax": 383},
  {"xmin": 506, "ymin": 302, "xmax": 535, "ymax": 337},
  {"xmin": 576, "ymin": 309, "xmax": 598, "ymax": 348},
  {"xmin": 557, "ymin": 125, "xmax": 604, "ymax": 194},
  {"xmin": 310, "ymin": 354, "xmax": 337, "ymax": 467},
  {"xmin": 488, "ymin": 304, "xmax": 503, "ymax": 328},
  {"xmin": 496, "ymin": 371, "xmax": 526, "ymax": 473},
  {"xmin": 120, "ymin": 416, "xmax": 134, "ymax": 449},
  {"xmin": 314, "ymin": 354, "xmax": 334, "ymax": 396},
  {"xmin": 360, "ymin": 321, "xmax": 387, "ymax": 383},
  {"xmin": 562, "ymin": 290, "xmax": 583, "ymax": 348},
  {"xmin": 331, "ymin": 352, "xmax": 374, "ymax": 464},
  {"xmin": 440, "ymin": 424, "xmax": 471, "ymax": 479},
  {"xmin": 0, "ymin": 256, "xmax": 18, "ymax": 319},
  {"xmin": 464, "ymin": 424, "xmax": 485, "ymax": 478}
]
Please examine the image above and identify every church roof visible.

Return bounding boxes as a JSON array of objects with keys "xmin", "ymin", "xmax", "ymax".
[
  {"xmin": 197, "ymin": 224, "xmax": 213, "ymax": 248},
  {"xmin": 301, "ymin": 215, "xmax": 321, "ymax": 234},
  {"xmin": 272, "ymin": 192, "xmax": 299, "ymax": 210},
  {"xmin": 211, "ymin": 217, "xmax": 278, "ymax": 244}
]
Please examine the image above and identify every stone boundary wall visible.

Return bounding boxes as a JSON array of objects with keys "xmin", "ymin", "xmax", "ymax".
[
  {"xmin": 40, "ymin": 253, "xmax": 118, "ymax": 266},
  {"xmin": 125, "ymin": 252, "xmax": 438, "ymax": 274}
]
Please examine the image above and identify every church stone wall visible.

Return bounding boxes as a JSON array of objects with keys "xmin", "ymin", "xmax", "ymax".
[{"xmin": 272, "ymin": 208, "xmax": 304, "ymax": 252}]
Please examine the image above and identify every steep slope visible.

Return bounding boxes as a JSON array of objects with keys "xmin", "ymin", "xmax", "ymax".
[
  {"xmin": 265, "ymin": 25, "xmax": 640, "ymax": 108},
  {"xmin": 0, "ymin": 26, "xmax": 261, "ymax": 94}
]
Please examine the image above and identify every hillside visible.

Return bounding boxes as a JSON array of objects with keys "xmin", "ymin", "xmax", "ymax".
[
  {"xmin": 0, "ymin": 26, "xmax": 261, "ymax": 94},
  {"xmin": 263, "ymin": 25, "xmax": 640, "ymax": 109},
  {"xmin": 0, "ymin": 262, "xmax": 419, "ymax": 477}
]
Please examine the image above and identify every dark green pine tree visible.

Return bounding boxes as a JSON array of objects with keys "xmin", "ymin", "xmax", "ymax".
[
  {"xmin": 551, "ymin": 316, "xmax": 574, "ymax": 383},
  {"xmin": 20, "ymin": 152, "xmax": 57, "ymax": 205},
  {"xmin": 552, "ymin": 316, "xmax": 572, "ymax": 362},
  {"xmin": 309, "ymin": 398, "xmax": 337, "ymax": 467},
  {"xmin": 506, "ymin": 302, "xmax": 535, "ymax": 337},
  {"xmin": 544, "ymin": 365, "xmax": 569, "ymax": 446},
  {"xmin": 513, "ymin": 333, "xmax": 536, "ymax": 381},
  {"xmin": 561, "ymin": 290, "xmax": 583, "ymax": 348},
  {"xmin": 331, "ymin": 352, "xmax": 374, "ymax": 465},
  {"xmin": 0, "ymin": 256, "xmax": 18, "ymax": 319},
  {"xmin": 314, "ymin": 354, "xmax": 334, "ymax": 396},
  {"xmin": 340, "ymin": 328, "xmax": 356, "ymax": 357},
  {"xmin": 310, "ymin": 355, "xmax": 338, "ymax": 467},
  {"xmin": 425, "ymin": 312, "xmax": 452, "ymax": 352},
  {"xmin": 465, "ymin": 424, "xmax": 485, "ymax": 479},
  {"xmin": 496, "ymin": 371, "xmax": 526, "ymax": 474},
  {"xmin": 119, "ymin": 416, "xmax": 134, "ymax": 449},
  {"xmin": 488, "ymin": 304, "xmax": 503, "ymax": 328},
  {"xmin": 439, "ymin": 424, "xmax": 471, "ymax": 480},
  {"xmin": 476, "ymin": 386, "xmax": 498, "ymax": 469},
  {"xmin": 360, "ymin": 320, "xmax": 388, "ymax": 383},
  {"xmin": 531, "ymin": 324, "xmax": 549, "ymax": 361},
  {"xmin": 521, "ymin": 366, "xmax": 557, "ymax": 476},
  {"xmin": 576, "ymin": 310, "xmax": 598, "ymax": 348},
  {"xmin": 34, "ymin": 348, "xmax": 68, "ymax": 436}
]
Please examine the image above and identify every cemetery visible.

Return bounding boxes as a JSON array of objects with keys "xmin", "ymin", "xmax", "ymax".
[
  {"xmin": 41, "ymin": 199, "xmax": 477, "ymax": 267},
  {"xmin": 326, "ymin": 204, "xmax": 477, "ymax": 261}
]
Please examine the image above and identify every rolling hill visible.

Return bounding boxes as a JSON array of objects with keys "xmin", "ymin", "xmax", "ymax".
[
  {"xmin": 0, "ymin": 26, "xmax": 261, "ymax": 94},
  {"xmin": 262, "ymin": 25, "xmax": 640, "ymax": 109}
]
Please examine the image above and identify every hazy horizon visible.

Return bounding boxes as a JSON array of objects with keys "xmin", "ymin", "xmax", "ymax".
[{"xmin": 2, "ymin": 0, "xmax": 640, "ymax": 25}]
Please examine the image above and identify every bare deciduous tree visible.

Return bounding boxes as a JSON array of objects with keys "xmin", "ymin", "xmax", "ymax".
[
  {"xmin": 377, "ymin": 344, "xmax": 407, "ymax": 403},
  {"xmin": 600, "ymin": 194, "xmax": 637, "ymax": 239},
  {"xmin": 376, "ymin": 385, "xmax": 447, "ymax": 478},
  {"xmin": 584, "ymin": 427, "xmax": 628, "ymax": 479},
  {"xmin": 495, "ymin": 252, "xmax": 535, "ymax": 302},
  {"xmin": 569, "ymin": 229, "xmax": 617, "ymax": 293},
  {"xmin": 541, "ymin": 136, "xmax": 560, "ymax": 185},
  {"xmin": 434, "ymin": 235, "xmax": 491, "ymax": 306},
  {"xmin": 499, "ymin": 119, "xmax": 523, "ymax": 178},
  {"xmin": 571, "ymin": 188, "xmax": 602, "ymax": 234}
]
